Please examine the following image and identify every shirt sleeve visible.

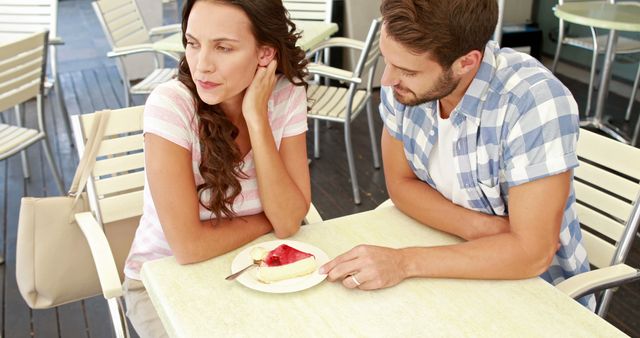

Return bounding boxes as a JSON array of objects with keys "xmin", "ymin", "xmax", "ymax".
[
  {"xmin": 502, "ymin": 78, "xmax": 580, "ymax": 187},
  {"xmin": 281, "ymin": 83, "xmax": 309, "ymax": 138},
  {"xmin": 143, "ymin": 81, "xmax": 197, "ymax": 151},
  {"xmin": 379, "ymin": 85, "xmax": 403, "ymax": 140}
]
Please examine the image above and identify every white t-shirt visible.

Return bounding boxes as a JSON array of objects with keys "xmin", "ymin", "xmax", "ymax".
[
  {"xmin": 427, "ymin": 102, "xmax": 471, "ymax": 209},
  {"xmin": 124, "ymin": 77, "xmax": 308, "ymax": 280}
]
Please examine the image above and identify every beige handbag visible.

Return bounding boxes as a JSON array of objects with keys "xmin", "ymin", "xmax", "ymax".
[{"xmin": 16, "ymin": 110, "xmax": 111, "ymax": 309}]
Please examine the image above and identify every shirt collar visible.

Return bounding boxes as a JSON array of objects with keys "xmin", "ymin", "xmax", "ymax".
[{"xmin": 455, "ymin": 41, "xmax": 499, "ymax": 125}]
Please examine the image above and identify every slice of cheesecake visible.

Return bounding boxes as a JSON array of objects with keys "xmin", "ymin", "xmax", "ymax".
[{"xmin": 253, "ymin": 244, "xmax": 317, "ymax": 283}]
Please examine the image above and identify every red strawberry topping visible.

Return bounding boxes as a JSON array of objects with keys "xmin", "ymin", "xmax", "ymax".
[{"xmin": 263, "ymin": 244, "xmax": 314, "ymax": 266}]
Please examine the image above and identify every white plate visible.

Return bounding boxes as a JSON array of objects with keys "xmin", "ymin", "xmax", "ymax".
[{"xmin": 230, "ymin": 240, "xmax": 329, "ymax": 293}]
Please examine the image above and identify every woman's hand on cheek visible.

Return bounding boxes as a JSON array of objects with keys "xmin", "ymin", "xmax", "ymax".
[{"xmin": 242, "ymin": 60, "xmax": 278, "ymax": 127}]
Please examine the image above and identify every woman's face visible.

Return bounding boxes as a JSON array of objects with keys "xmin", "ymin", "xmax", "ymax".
[{"xmin": 185, "ymin": 1, "xmax": 261, "ymax": 107}]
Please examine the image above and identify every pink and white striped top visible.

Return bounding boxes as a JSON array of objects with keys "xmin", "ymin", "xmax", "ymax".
[{"xmin": 124, "ymin": 76, "xmax": 308, "ymax": 280}]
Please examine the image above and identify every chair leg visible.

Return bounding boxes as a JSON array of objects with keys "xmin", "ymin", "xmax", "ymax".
[
  {"xmin": 124, "ymin": 86, "xmax": 131, "ymax": 108},
  {"xmin": 550, "ymin": 20, "xmax": 565, "ymax": 74},
  {"xmin": 314, "ymin": 119, "xmax": 320, "ymax": 159},
  {"xmin": 15, "ymin": 104, "xmax": 30, "ymax": 179},
  {"xmin": 366, "ymin": 99, "xmax": 380, "ymax": 169},
  {"xmin": 632, "ymin": 112, "xmax": 640, "ymax": 147},
  {"xmin": 585, "ymin": 39, "xmax": 599, "ymax": 117},
  {"xmin": 41, "ymin": 136, "xmax": 64, "ymax": 195},
  {"xmin": 54, "ymin": 73, "xmax": 74, "ymax": 146},
  {"xmin": 624, "ymin": 62, "xmax": 640, "ymax": 122},
  {"xmin": 344, "ymin": 122, "xmax": 361, "ymax": 204},
  {"xmin": 108, "ymin": 297, "xmax": 130, "ymax": 338},
  {"xmin": 596, "ymin": 288, "xmax": 615, "ymax": 318}
]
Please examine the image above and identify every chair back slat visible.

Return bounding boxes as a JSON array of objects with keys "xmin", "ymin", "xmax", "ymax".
[
  {"xmin": 100, "ymin": 190, "xmax": 144, "ymax": 224},
  {"xmin": 81, "ymin": 106, "xmax": 144, "ymax": 136},
  {"xmin": 575, "ymin": 128, "xmax": 640, "ymax": 269},
  {"xmin": 94, "ymin": 0, "xmax": 149, "ymax": 48},
  {"xmin": 283, "ymin": 0, "xmax": 332, "ymax": 22},
  {"xmin": 93, "ymin": 152, "xmax": 144, "ymax": 177},
  {"xmin": 0, "ymin": 31, "xmax": 46, "ymax": 112},
  {"xmin": 578, "ymin": 128, "xmax": 640, "ymax": 179},
  {"xmin": 582, "ymin": 231, "xmax": 617, "ymax": 268},
  {"xmin": 0, "ymin": 0, "xmax": 56, "ymax": 37},
  {"xmin": 576, "ymin": 204, "xmax": 624, "ymax": 245},
  {"xmin": 97, "ymin": 133, "xmax": 144, "ymax": 157},
  {"xmin": 94, "ymin": 171, "xmax": 145, "ymax": 197},
  {"xmin": 575, "ymin": 161, "xmax": 638, "ymax": 201},
  {"xmin": 574, "ymin": 180, "xmax": 634, "ymax": 223},
  {"xmin": 74, "ymin": 106, "xmax": 145, "ymax": 224}
]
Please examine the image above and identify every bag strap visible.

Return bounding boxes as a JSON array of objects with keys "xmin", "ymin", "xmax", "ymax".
[{"xmin": 68, "ymin": 109, "xmax": 111, "ymax": 201}]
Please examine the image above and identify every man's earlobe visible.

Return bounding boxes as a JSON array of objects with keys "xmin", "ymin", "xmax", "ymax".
[{"xmin": 455, "ymin": 50, "xmax": 482, "ymax": 75}]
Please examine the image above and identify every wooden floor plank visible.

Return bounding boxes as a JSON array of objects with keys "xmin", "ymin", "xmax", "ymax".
[
  {"xmin": 32, "ymin": 306, "xmax": 59, "ymax": 337},
  {"xmin": 94, "ymin": 67, "xmax": 123, "ymax": 110},
  {"xmin": 84, "ymin": 297, "xmax": 112, "ymax": 338},
  {"xmin": 82, "ymin": 69, "xmax": 109, "ymax": 111},
  {"xmin": 105, "ymin": 66, "xmax": 126, "ymax": 109},
  {"xmin": 56, "ymin": 302, "xmax": 88, "ymax": 338},
  {"xmin": 70, "ymin": 71, "xmax": 98, "ymax": 115}
]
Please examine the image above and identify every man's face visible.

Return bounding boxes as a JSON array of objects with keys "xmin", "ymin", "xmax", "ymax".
[{"xmin": 379, "ymin": 25, "xmax": 460, "ymax": 106}]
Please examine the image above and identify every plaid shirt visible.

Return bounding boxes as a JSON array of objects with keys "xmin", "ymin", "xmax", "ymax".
[{"xmin": 380, "ymin": 41, "xmax": 594, "ymax": 309}]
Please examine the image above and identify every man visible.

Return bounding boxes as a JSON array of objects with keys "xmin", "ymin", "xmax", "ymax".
[{"xmin": 320, "ymin": 0, "xmax": 593, "ymax": 309}]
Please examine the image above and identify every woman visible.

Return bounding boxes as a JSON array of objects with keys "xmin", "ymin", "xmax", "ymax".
[{"xmin": 123, "ymin": 1, "xmax": 311, "ymax": 336}]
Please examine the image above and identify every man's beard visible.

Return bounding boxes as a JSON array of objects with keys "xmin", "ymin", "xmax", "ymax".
[{"xmin": 393, "ymin": 67, "xmax": 459, "ymax": 106}]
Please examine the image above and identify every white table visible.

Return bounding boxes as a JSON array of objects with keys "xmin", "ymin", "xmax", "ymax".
[
  {"xmin": 554, "ymin": 2, "xmax": 640, "ymax": 145},
  {"xmin": 141, "ymin": 206, "xmax": 626, "ymax": 337},
  {"xmin": 152, "ymin": 20, "xmax": 338, "ymax": 53}
]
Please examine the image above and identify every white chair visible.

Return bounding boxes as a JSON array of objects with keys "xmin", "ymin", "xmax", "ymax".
[
  {"xmin": 282, "ymin": 0, "xmax": 332, "ymax": 22},
  {"xmin": 0, "ymin": 30, "xmax": 64, "ymax": 195},
  {"xmin": 0, "ymin": 0, "xmax": 72, "ymax": 143},
  {"xmin": 556, "ymin": 128, "xmax": 640, "ymax": 317},
  {"xmin": 551, "ymin": 0, "xmax": 640, "ymax": 119},
  {"xmin": 92, "ymin": 0, "xmax": 181, "ymax": 107},
  {"xmin": 71, "ymin": 106, "xmax": 323, "ymax": 337},
  {"xmin": 305, "ymin": 18, "xmax": 382, "ymax": 205}
]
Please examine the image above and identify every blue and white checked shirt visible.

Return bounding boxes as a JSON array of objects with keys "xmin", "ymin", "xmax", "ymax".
[{"xmin": 380, "ymin": 41, "xmax": 594, "ymax": 309}]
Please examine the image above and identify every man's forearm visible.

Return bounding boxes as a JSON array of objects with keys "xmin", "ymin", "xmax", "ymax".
[{"xmin": 388, "ymin": 177, "xmax": 500, "ymax": 240}]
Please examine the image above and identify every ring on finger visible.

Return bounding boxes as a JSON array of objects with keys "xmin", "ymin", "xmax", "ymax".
[{"xmin": 350, "ymin": 274, "xmax": 361, "ymax": 286}]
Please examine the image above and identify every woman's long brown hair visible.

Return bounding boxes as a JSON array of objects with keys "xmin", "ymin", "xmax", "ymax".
[{"xmin": 178, "ymin": 0, "xmax": 308, "ymax": 221}]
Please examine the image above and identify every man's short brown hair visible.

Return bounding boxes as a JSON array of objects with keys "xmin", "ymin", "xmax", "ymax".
[{"xmin": 380, "ymin": 0, "xmax": 498, "ymax": 68}]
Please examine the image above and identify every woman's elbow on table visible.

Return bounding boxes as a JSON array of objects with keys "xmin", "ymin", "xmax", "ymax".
[{"xmin": 273, "ymin": 220, "xmax": 301, "ymax": 239}]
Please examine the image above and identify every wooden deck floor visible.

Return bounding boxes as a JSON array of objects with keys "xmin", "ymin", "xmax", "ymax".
[{"xmin": 1, "ymin": 0, "xmax": 639, "ymax": 337}]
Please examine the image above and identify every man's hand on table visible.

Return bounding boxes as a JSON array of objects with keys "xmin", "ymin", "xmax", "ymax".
[{"xmin": 319, "ymin": 245, "xmax": 408, "ymax": 290}]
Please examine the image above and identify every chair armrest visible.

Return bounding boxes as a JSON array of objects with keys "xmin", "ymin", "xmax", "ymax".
[
  {"xmin": 49, "ymin": 36, "xmax": 64, "ymax": 46},
  {"xmin": 148, "ymin": 24, "xmax": 181, "ymax": 37},
  {"xmin": 308, "ymin": 63, "xmax": 361, "ymax": 84},
  {"xmin": 556, "ymin": 263, "xmax": 640, "ymax": 299},
  {"xmin": 107, "ymin": 44, "xmax": 181, "ymax": 61},
  {"xmin": 74, "ymin": 212, "xmax": 123, "ymax": 299},
  {"xmin": 303, "ymin": 204, "xmax": 323, "ymax": 225},
  {"xmin": 306, "ymin": 37, "xmax": 365, "ymax": 59}
]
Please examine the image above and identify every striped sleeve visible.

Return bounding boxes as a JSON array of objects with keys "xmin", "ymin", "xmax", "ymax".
[
  {"xmin": 143, "ymin": 80, "xmax": 197, "ymax": 151},
  {"xmin": 502, "ymin": 79, "xmax": 580, "ymax": 187},
  {"xmin": 281, "ymin": 83, "xmax": 309, "ymax": 138},
  {"xmin": 379, "ymin": 85, "xmax": 403, "ymax": 140}
]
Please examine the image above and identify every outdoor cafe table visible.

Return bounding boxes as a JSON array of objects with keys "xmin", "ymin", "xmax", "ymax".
[
  {"xmin": 141, "ymin": 206, "xmax": 626, "ymax": 337},
  {"xmin": 554, "ymin": 2, "xmax": 640, "ymax": 145},
  {"xmin": 152, "ymin": 20, "xmax": 339, "ymax": 53}
]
